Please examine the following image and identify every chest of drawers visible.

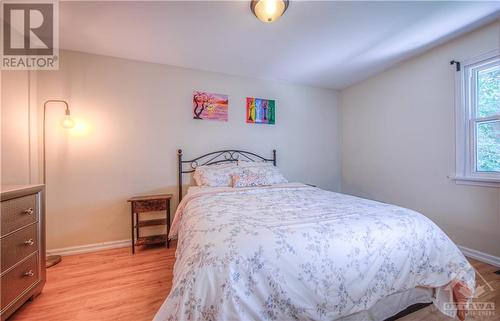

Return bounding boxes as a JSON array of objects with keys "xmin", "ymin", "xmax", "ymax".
[{"xmin": 1, "ymin": 185, "xmax": 45, "ymax": 320}]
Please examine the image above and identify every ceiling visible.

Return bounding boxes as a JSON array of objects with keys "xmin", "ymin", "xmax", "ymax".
[{"xmin": 59, "ymin": 1, "xmax": 500, "ymax": 90}]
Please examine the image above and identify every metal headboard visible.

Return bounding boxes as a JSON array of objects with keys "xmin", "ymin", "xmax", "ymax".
[{"xmin": 177, "ymin": 149, "xmax": 276, "ymax": 202}]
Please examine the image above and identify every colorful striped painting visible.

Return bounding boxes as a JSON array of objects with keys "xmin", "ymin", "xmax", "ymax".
[
  {"xmin": 246, "ymin": 97, "xmax": 275, "ymax": 124},
  {"xmin": 193, "ymin": 91, "xmax": 228, "ymax": 121}
]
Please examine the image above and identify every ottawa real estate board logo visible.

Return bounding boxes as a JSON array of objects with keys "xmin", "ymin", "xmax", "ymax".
[{"xmin": 1, "ymin": 1, "xmax": 59, "ymax": 70}]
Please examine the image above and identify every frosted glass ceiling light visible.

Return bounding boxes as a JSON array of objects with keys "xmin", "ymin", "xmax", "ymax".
[{"xmin": 251, "ymin": 0, "xmax": 289, "ymax": 23}]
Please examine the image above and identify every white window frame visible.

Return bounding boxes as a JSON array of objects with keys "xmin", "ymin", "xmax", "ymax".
[{"xmin": 454, "ymin": 49, "xmax": 500, "ymax": 187}]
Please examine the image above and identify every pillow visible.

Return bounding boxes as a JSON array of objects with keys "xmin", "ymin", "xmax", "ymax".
[
  {"xmin": 193, "ymin": 163, "xmax": 239, "ymax": 187},
  {"xmin": 231, "ymin": 166, "xmax": 288, "ymax": 187},
  {"xmin": 237, "ymin": 160, "xmax": 273, "ymax": 168}
]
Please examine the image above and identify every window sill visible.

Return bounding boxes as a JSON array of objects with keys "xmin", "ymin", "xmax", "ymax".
[{"xmin": 449, "ymin": 175, "xmax": 500, "ymax": 188}]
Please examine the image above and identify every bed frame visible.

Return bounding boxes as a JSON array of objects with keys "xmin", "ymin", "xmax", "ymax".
[{"xmin": 177, "ymin": 149, "xmax": 276, "ymax": 202}]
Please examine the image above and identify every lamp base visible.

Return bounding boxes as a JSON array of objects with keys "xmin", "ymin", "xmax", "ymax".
[{"xmin": 46, "ymin": 254, "xmax": 62, "ymax": 268}]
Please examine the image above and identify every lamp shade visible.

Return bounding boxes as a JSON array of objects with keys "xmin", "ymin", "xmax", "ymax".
[{"xmin": 251, "ymin": 0, "xmax": 289, "ymax": 23}]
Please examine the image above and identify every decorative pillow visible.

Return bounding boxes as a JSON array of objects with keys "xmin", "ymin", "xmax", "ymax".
[
  {"xmin": 193, "ymin": 163, "xmax": 239, "ymax": 187},
  {"xmin": 231, "ymin": 166, "xmax": 288, "ymax": 187}
]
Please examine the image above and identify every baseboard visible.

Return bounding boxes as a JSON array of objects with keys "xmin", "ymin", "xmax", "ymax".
[
  {"xmin": 47, "ymin": 239, "xmax": 131, "ymax": 256},
  {"xmin": 459, "ymin": 245, "xmax": 500, "ymax": 267},
  {"xmin": 47, "ymin": 240, "xmax": 500, "ymax": 266}
]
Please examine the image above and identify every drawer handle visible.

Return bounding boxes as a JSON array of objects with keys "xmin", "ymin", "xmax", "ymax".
[
  {"xmin": 24, "ymin": 270, "xmax": 34, "ymax": 277},
  {"xmin": 23, "ymin": 208, "xmax": 34, "ymax": 215},
  {"xmin": 24, "ymin": 239, "xmax": 35, "ymax": 246}
]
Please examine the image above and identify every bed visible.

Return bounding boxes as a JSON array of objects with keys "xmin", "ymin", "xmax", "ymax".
[{"xmin": 153, "ymin": 149, "xmax": 475, "ymax": 321}]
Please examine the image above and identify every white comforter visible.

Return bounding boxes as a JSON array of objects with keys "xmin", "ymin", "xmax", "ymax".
[{"xmin": 154, "ymin": 183, "xmax": 474, "ymax": 321}]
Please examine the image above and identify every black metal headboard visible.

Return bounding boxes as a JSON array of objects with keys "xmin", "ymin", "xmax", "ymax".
[{"xmin": 177, "ymin": 149, "xmax": 276, "ymax": 202}]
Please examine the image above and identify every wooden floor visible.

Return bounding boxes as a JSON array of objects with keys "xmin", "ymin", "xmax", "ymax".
[
  {"xmin": 9, "ymin": 244, "xmax": 500, "ymax": 321},
  {"xmin": 10, "ymin": 244, "xmax": 176, "ymax": 321}
]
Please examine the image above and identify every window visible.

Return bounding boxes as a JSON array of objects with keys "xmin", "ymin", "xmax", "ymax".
[{"xmin": 455, "ymin": 50, "xmax": 500, "ymax": 187}]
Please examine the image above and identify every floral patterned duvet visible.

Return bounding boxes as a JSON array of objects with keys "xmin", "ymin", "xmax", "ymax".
[{"xmin": 154, "ymin": 183, "xmax": 475, "ymax": 321}]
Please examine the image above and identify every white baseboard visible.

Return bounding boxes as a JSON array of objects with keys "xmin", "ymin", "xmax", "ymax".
[
  {"xmin": 47, "ymin": 239, "xmax": 131, "ymax": 256},
  {"xmin": 47, "ymin": 239, "xmax": 500, "ymax": 267},
  {"xmin": 459, "ymin": 245, "xmax": 500, "ymax": 267}
]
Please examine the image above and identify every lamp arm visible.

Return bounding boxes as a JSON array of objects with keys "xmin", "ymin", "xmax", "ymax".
[
  {"xmin": 44, "ymin": 99, "xmax": 70, "ymax": 114},
  {"xmin": 42, "ymin": 100, "xmax": 71, "ymax": 184}
]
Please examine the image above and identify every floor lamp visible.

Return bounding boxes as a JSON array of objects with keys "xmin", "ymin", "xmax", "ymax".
[{"xmin": 43, "ymin": 100, "xmax": 75, "ymax": 268}]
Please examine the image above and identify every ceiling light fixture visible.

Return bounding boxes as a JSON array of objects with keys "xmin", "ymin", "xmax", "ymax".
[{"xmin": 251, "ymin": 0, "xmax": 289, "ymax": 23}]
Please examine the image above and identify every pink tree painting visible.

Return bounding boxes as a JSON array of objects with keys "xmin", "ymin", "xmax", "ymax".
[{"xmin": 193, "ymin": 91, "xmax": 228, "ymax": 121}]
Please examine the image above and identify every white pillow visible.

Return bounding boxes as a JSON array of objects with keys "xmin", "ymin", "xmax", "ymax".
[
  {"xmin": 237, "ymin": 160, "xmax": 273, "ymax": 167},
  {"xmin": 193, "ymin": 163, "xmax": 239, "ymax": 187},
  {"xmin": 231, "ymin": 165, "xmax": 287, "ymax": 187}
]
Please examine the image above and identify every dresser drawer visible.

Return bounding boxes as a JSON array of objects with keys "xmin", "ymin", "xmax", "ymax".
[
  {"xmin": 1, "ymin": 224, "xmax": 38, "ymax": 273},
  {"xmin": 1, "ymin": 195, "xmax": 37, "ymax": 236},
  {"xmin": 1, "ymin": 254, "xmax": 39, "ymax": 310}
]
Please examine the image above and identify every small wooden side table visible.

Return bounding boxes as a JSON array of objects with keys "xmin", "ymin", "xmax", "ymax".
[{"xmin": 127, "ymin": 194, "xmax": 172, "ymax": 254}]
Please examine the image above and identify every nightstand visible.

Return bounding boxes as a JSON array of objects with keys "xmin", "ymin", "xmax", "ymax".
[{"xmin": 127, "ymin": 194, "xmax": 172, "ymax": 254}]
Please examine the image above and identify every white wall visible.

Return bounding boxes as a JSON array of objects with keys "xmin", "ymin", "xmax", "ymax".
[
  {"xmin": 341, "ymin": 22, "xmax": 500, "ymax": 257},
  {"xmin": 1, "ymin": 70, "xmax": 38, "ymax": 185},
  {"xmin": 36, "ymin": 50, "xmax": 340, "ymax": 250}
]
